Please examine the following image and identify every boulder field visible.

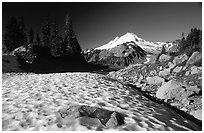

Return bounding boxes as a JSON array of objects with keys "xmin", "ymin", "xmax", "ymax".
[{"xmin": 108, "ymin": 51, "xmax": 202, "ymax": 121}]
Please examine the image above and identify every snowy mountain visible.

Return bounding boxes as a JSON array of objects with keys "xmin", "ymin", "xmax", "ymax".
[{"xmin": 95, "ymin": 32, "xmax": 176, "ymax": 54}]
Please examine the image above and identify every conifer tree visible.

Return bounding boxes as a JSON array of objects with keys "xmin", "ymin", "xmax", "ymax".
[
  {"xmin": 36, "ymin": 33, "xmax": 41, "ymax": 45},
  {"xmin": 63, "ymin": 13, "xmax": 82, "ymax": 55},
  {"xmin": 64, "ymin": 13, "xmax": 75, "ymax": 54},
  {"xmin": 28, "ymin": 27, "xmax": 34, "ymax": 44},
  {"xmin": 51, "ymin": 19, "xmax": 62, "ymax": 56},
  {"xmin": 3, "ymin": 17, "xmax": 27, "ymax": 52},
  {"xmin": 18, "ymin": 17, "xmax": 28, "ymax": 48},
  {"xmin": 42, "ymin": 16, "xmax": 51, "ymax": 47}
]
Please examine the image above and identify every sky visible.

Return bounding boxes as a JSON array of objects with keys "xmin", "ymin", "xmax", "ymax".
[{"xmin": 2, "ymin": 2, "xmax": 202, "ymax": 50}]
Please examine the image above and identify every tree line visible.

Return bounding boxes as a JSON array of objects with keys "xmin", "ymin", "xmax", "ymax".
[
  {"xmin": 3, "ymin": 13, "xmax": 89, "ymax": 73},
  {"xmin": 177, "ymin": 28, "xmax": 202, "ymax": 56},
  {"xmin": 3, "ymin": 13, "xmax": 82, "ymax": 57}
]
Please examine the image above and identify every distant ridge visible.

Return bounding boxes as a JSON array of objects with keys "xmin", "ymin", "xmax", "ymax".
[{"xmin": 95, "ymin": 32, "xmax": 176, "ymax": 54}]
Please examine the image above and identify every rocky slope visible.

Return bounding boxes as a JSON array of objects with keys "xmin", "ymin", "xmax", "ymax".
[
  {"xmin": 83, "ymin": 32, "xmax": 178, "ymax": 68},
  {"xmin": 83, "ymin": 41, "xmax": 147, "ymax": 68},
  {"xmin": 95, "ymin": 32, "xmax": 177, "ymax": 54},
  {"xmin": 108, "ymin": 51, "xmax": 202, "ymax": 121},
  {"xmin": 2, "ymin": 72, "xmax": 201, "ymax": 131}
]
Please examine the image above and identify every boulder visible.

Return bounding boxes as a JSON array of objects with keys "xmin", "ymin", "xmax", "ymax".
[
  {"xmin": 156, "ymin": 80, "xmax": 198, "ymax": 105},
  {"xmin": 79, "ymin": 105, "xmax": 125, "ymax": 127},
  {"xmin": 159, "ymin": 54, "xmax": 171, "ymax": 62},
  {"xmin": 185, "ymin": 71, "xmax": 190, "ymax": 76},
  {"xmin": 106, "ymin": 112, "xmax": 118, "ymax": 127},
  {"xmin": 186, "ymin": 51, "xmax": 202, "ymax": 66},
  {"xmin": 156, "ymin": 80, "xmax": 184, "ymax": 100},
  {"xmin": 190, "ymin": 109, "xmax": 202, "ymax": 121},
  {"xmin": 158, "ymin": 68, "xmax": 170, "ymax": 77},
  {"xmin": 190, "ymin": 66, "xmax": 202, "ymax": 75},
  {"xmin": 79, "ymin": 117, "xmax": 104, "ymax": 127},
  {"xmin": 79, "ymin": 105, "xmax": 98, "ymax": 116},
  {"xmin": 11, "ymin": 46, "xmax": 27, "ymax": 55},
  {"xmin": 168, "ymin": 62, "xmax": 175, "ymax": 69},
  {"xmin": 173, "ymin": 66, "xmax": 182, "ymax": 73},
  {"xmin": 57, "ymin": 105, "xmax": 81, "ymax": 120},
  {"xmin": 150, "ymin": 70, "xmax": 157, "ymax": 76},
  {"xmin": 146, "ymin": 76, "xmax": 164, "ymax": 86},
  {"xmin": 186, "ymin": 86, "xmax": 200, "ymax": 94},
  {"xmin": 57, "ymin": 105, "xmax": 126, "ymax": 128},
  {"xmin": 173, "ymin": 54, "xmax": 188, "ymax": 66}
]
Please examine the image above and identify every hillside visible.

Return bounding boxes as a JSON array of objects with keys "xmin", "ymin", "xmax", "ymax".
[
  {"xmin": 108, "ymin": 51, "xmax": 202, "ymax": 121},
  {"xmin": 83, "ymin": 32, "xmax": 178, "ymax": 68}
]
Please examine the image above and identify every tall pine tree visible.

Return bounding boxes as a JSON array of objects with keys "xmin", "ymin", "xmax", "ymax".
[
  {"xmin": 42, "ymin": 16, "xmax": 51, "ymax": 47},
  {"xmin": 63, "ymin": 13, "xmax": 82, "ymax": 55},
  {"xmin": 18, "ymin": 17, "xmax": 28, "ymax": 47},
  {"xmin": 64, "ymin": 13, "xmax": 75, "ymax": 54},
  {"xmin": 35, "ymin": 33, "xmax": 41, "ymax": 45},
  {"xmin": 51, "ymin": 19, "xmax": 62, "ymax": 56},
  {"xmin": 28, "ymin": 27, "xmax": 34, "ymax": 44},
  {"xmin": 3, "ymin": 17, "xmax": 27, "ymax": 52}
]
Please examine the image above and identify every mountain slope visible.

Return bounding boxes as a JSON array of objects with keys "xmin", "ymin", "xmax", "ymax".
[
  {"xmin": 83, "ymin": 41, "xmax": 147, "ymax": 68},
  {"xmin": 83, "ymin": 32, "xmax": 178, "ymax": 68},
  {"xmin": 95, "ymin": 32, "xmax": 176, "ymax": 54}
]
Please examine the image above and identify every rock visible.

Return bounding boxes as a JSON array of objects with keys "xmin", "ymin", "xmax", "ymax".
[
  {"xmin": 158, "ymin": 68, "xmax": 170, "ymax": 77},
  {"xmin": 186, "ymin": 86, "xmax": 200, "ymax": 94},
  {"xmin": 150, "ymin": 70, "xmax": 157, "ymax": 76},
  {"xmin": 159, "ymin": 54, "xmax": 171, "ymax": 62},
  {"xmin": 91, "ymin": 108, "xmax": 113, "ymax": 125},
  {"xmin": 180, "ymin": 107, "xmax": 188, "ymax": 112},
  {"xmin": 173, "ymin": 66, "xmax": 182, "ymax": 73},
  {"xmin": 11, "ymin": 46, "xmax": 27, "ymax": 55},
  {"xmin": 146, "ymin": 76, "xmax": 164, "ymax": 86},
  {"xmin": 57, "ymin": 104, "xmax": 81, "ymax": 120},
  {"xmin": 185, "ymin": 71, "xmax": 190, "ymax": 76},
  {"xmin": 168, "ymin": 62, "xmax": 175, "ymax": 69},
  {"xmin": 79, "ymin": 105, "xmax": 97, "ymax": 116},
  {"xmin": 57, "ymin": 105, "xmax": 126, "ymax": 129},
  {"xmin": 79, "ymin": 117, "xmax": 104, "ymax": 127},
  {"xmin": 159, "ymin": 66, "xmax": 163, "ymax": 70},
  {"xmin": 190, "ymin": 66, "xmax": 201, "ymax": 75},
  {"xmin": 156, "ymin": 80, "xmax": 184, "ymax": 100},
  {"xmin": 156, "ymin": 80, "xmax": 198, "ymax": 106},
  {"xmin": 173, "ymin": 54, "xmax": 188, "ymax": 66},
  {"xmin": 190, "ymin": 109, "xmax": 202, "ymax": 121},
  {"xmin": 182, "ymin": 66, "xmax": 186, "ymax": 70},
  {"xmin": 106, "ymin": 112, "xmax": 118, "ymax": 127},
  {"xmin": 186, "ymin": 51, "xmax": 202, "ymax": 66}
]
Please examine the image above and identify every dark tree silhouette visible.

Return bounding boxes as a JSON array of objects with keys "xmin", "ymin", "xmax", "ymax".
[
  {"xmin": 3, "ymin": 17, "xmax": 28, "ymax": 52},
  {"xmin": 35, "ymin": 33, "xmax": 41, "ymax": 45},
  {"xmin": 64, "ymin": 13, "xmax": 82, "ymax": 56},
  {"xmin": 28, "ymin": 27, "xmax": 34, "ymax": 43},
  {"xmin": 178, "ymin": 28, "xmax": 202, "ymax": 56},
  {"xmin": 18, "ymin": 17, "xmax": 28, "ymax": 48},
  {"xmin": 41, "ymin": 16, "xmax": 51, "ymax": 47},
  {"xmin": 51, "ymin": 19, "xmax": 62, "ymax": 56},
  {"xmin": 64, "ymin": 13, "xmax": 77, "ymax": 55}
]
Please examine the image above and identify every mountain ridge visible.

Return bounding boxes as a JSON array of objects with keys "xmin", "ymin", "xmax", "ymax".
[{"xmin": 94, "ymin": 32, "xmax": 176, "ymax": 54}]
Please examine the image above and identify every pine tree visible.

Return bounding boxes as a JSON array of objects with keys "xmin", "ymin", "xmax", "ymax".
[
  {"xmin": 64, "ymin": 13, "xmax": 75, "ymax": 54},
  {"xmin": 178, "ymin": 28, "xmax": 202, "ymax": 56},
  {"xmin": 28, "ymin": 27, "xmax": 34, "ymax": 44},
  {"xmin": 18, "ymin": 17, "xmax": 28, "ymax": 47},
  {"xmin": 3, "ymin": 17, "xmax": 27, "ymax": 52},
  {"xmin": 36, "ymin": 33, "xmax": 41, "ymax": 45},
  {"xmin": 63, "ymin": 13, "xmax": 82, "ymax": 55},
  {"xmin": 42, "ymin": 16, "xmax": 51, "ymax": 47},
  {"xmin": 51, "ymin": 19, "xmax": 62, "ymax": 56}
]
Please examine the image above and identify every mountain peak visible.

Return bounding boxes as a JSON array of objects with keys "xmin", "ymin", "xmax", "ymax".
[{"xmin": 95, "ymin": 32, "xmax": 142, "ymax": 50}]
